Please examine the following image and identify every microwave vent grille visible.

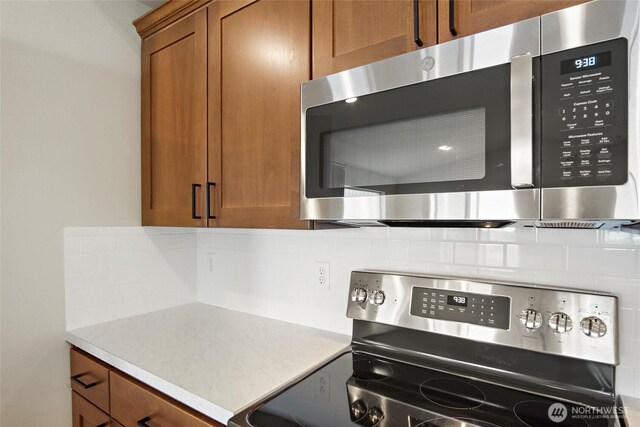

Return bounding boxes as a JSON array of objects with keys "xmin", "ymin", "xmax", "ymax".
[{"xmin": 535, "ymin": 221, "xmax": 604, "ymax": 229}]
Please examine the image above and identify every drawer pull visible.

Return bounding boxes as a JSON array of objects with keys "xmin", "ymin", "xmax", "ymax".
[
  {"xmin": 96, "ymin": 424, "xmax": 108, "ymax": 427},
  {"xmin": 71, "ymin": 373, "xmax": 98, "ymax": 389},
  {"xmin": 137, "ymin": 416, "xmax": 152, "ymax": 427}
]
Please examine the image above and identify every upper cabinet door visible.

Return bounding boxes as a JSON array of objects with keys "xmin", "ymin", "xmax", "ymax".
[
  {"xmin": 312, "ymin": 0, "xmax": 437, "ymax": 78},
  {"xmin": 209, "ymin": 0, "xmax": 310, "ymax": 229},
  {"xmin": 141, "ymin": 9, "xmax": 208, "ymax": 227},
  {"xmin": 438, "ymin": 0, "xmax": 589, "ymax": 43}
]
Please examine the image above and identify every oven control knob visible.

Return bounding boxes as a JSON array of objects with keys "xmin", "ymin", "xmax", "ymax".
[
  {"xmin": 368, "ymin": 406, "xmax": 384, "ymax": 425},
  {"xmin": 580, "ymin": 316, "xmax": 607, "ymax": 338},
  {"xmin": 370, "ymin": 290, "xmax": 385, "ymax": 306},
  {"xmin": 351, "ymin": 288, "xmax": 368, "ymax": 303},
  {"xmin": 350, "ymin": 400, "xmax": 367, "ymax": 420},
  {"xmin": 518, "ymin": 309, "xmax": 542, "ymax": 329},
  {"xmin": 549, "ymin": 312, "xmax": 573, "ymax": 334}
]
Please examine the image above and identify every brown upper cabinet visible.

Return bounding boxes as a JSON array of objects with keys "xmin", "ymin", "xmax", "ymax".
[
  {"xmin": 312, "ymin": 0, "xmax": 437, "ymax": 78},
  {"xmin": 140, "ymin": 8, "xmax": 208, "ymax": 227},
  {"xmin": 136, "ymin": 0, "xmax": 309, "ymax": 229},
  {"xmin": 438, "ymin": 0, "xmax": 590, "ymax": 43},
  {"xmin": 209, "ymin": 0, "xmax": 310, "ymax": 229}
]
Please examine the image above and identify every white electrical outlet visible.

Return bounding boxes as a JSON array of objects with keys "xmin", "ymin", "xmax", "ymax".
[
  {"xmin": 314, "ymin": 371, "xmax": 330, "ymax": 401},
  {"xmin": 314, "ymin": 261, "xmax": 330, "ymax": 291},
  {"xmin": 207, "ymin": 253, "xmax": 216, "ymax": 273}
]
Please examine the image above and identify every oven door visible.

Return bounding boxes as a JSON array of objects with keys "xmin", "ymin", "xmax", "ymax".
[{"xmin": 301, "ymin": 19, "xmax": 541, "ymax": 224}]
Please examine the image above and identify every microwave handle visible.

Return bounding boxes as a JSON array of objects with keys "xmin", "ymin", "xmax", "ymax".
[{"xmin": 510, "ymin": 53, "xmax": 534, "ymax": 189}]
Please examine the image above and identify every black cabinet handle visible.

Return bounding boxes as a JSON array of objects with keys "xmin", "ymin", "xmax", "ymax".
[
  {"xmin": 71, "ymin": 373, "xmax": 97, "ymax": 389},
  {"xmin": 206, "ymin": 182, "xmax": 217, "ymax": 220},
  {"xmin": 413, "ymin": 0, "xmax": 423, "ymax": 46},
  {"xmin": 96, "ymin": 423, "xmax": 108, "ymax": 427},
  {"xmin": 137, "ymin": 416, "xmax": 151, "ymax": 427},
  {"xmin": 449, "ymin": 0, "xmax": 458, "ymax": 36},
  {"xmin": 192, "ymin": 183, "xmax": 202, "ymax": 220}
]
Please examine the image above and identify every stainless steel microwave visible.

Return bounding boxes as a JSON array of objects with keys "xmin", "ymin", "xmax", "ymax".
[{"xmin": 300, "ymin": 0, "xmax": 639, "ymax": 229}]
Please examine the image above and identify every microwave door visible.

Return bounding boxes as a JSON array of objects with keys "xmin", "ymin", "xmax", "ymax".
[{"xmin": 301, "ymin": 18, "xmax": 541, "ymax": 223}]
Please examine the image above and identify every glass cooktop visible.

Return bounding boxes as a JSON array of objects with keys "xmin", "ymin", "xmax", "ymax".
[{"xmin": 246, "ymin": 351, "xmax": 616, "ymax": 427}]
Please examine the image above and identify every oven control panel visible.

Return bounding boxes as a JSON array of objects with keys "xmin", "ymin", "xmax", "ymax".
[
  {"xmin": 347, "ymin": 271, "xmax": 618, "ymax": 365},
  {"xmin": 409, "ymin": 288, "xmax": 510, "ymax": 330},
  {"xmin": 541, "ymin": 38, "xmax": 628, "ymax": 188}
]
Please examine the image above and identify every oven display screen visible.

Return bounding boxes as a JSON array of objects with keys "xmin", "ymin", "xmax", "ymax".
[
  {"xmin": 447, "ymin": 295, "xmax": 467, "ymax": 307},
  {"xmin": 561, "ymin": 51, "xmax": 611, "ymax": 74}
]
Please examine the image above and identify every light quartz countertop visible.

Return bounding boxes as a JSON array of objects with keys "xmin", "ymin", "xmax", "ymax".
[
  {"xmin": 623, "ymin": 395, "xmax": 640, "ymax": 426},
  {"xmin": 66, "ymin": 303, "xmax": 350, "ymax": 425}
]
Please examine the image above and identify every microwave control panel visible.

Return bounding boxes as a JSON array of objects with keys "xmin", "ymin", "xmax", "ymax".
[{"xmin": 541, "ymin": 38, "xmax": 628, "ymax": 188}]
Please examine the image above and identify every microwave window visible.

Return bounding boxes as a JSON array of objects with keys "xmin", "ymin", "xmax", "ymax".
[{"xmin": 322, "ymin": 108, "xmax": 486, "ymax": 194}]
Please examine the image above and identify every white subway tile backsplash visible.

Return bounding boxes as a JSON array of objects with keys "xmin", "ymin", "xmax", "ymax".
[
  {"xmin": 148, "ymin": 233, "xmax": 178, "ymax": 250},
  {"xmin": 408, "ymin": 241, "xmax": 454, "ymax": 263},
  {"xmin": 479, "ymin": 244, "xmax": 505, "ymax": 267},
  {"xmin": 177, "ymin": 233, "xmax": 197, "ymax": 248},
  {"xmin": 431, "ymin": 228, "xmax": 478, "ymax": 242},
  {"xmin": 533, "ymin": 270, "xmax": 599, "ymax": 291},
  {"xmin": 371, "ymin": 239, "xmax": 407, "ymax": 260},
  {"xmin": 602, "ymin": 230, "xmax": 640, "ymax": 247},
  {"xmin": 568, "ymin": 247, "xmax": 637, "ymax": 276},
  {"xmin": 505, "ymin": 244, "xmax": 567, "ymax": 271},
  {"xmin": 598, "ymin": 277, "xmax": 640, "ymax": 310},
  {"xmin": 477, "ymin": 227, "xmax": 536, "ymax": 244},
  {"xmin": 620, "ymin": 308, "xmax": 637, "ymax": 338},
  {"xmin": 620, "ymin": 338, "xmax": 640, "ymax": 369},
  {"xmin": 454, "ymin": 243, "xmax": 478, "ymax": 265},
  {"xmin": 64, "ymin": 227, "xmax": 197, "ymax": 330},
  {"xmin": 616, "ymin": 367, "xmax": 637, "ymax": 399},
  {"xmin": 476, "ymin": 267, "xmax": 536, "ymax": 282},
  {"xmin": 305, "ymin": 236, "xmax": 337, "ymax": 256},
  {"xmin": 536, "ymin": 228, "xmax": 600, "ymax": 246},
  {"xmin": 335, "ymin": 238, "xmax": 370, "ymax": 258}
]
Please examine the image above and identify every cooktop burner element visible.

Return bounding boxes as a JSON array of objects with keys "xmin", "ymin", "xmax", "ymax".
[
  {"xmin": 420, "ymin": 378, "xmax": 486, "ymax": 409},
  {"xmin": 228, "ymin": 271, "xmax": 622, "ymax": 427},
  {"xmin": 411, "ymin": 417, "xmax": 502, "ymax": 427},
  {"xmin": 513, "ymin": 400, "xmax": 607, "ymax": 427},
  {"xmin": 352, "ymin": 356, "xmax": 393, "ymax": 382}
]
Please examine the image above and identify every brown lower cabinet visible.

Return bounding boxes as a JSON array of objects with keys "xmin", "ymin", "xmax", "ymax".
[
  {"xmin": 72, "ymin": 391, "xmax": 111, "ymax": 427},
  {"xmin": 70, "ymin": 348, "xmax": 223, "ymax": 427}
]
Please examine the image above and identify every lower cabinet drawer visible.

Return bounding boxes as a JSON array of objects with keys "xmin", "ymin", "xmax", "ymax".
[
  {"xmin": 110, "ymin": 371, "xmax": 222, "ymax": 427},
  {"xmin": 70, "ymin": 348, "xmax": 111, "ymax": 413},
  {"xmin": 71, "ymin": 391, "xmax": 111, "ymax": 427}
]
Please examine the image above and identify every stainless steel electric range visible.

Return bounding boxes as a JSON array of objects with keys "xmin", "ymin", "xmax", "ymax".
[{"xmin": 229, "ymin": 271, "xmax": 623, "ymax": 427}]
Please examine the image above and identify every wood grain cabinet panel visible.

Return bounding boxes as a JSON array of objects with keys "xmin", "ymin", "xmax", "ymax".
[
  {"xmin": 70, "ymin": 348, "xmax": 111, "ymax": 414},
  {"xmin": 72, "ymin": 392, "xmax": 111, "ymax": 427},
  {"xmin": 208, "ymin": 0, "xmax": 310, "ymax": 229},
  {"xmin": 312, "ymin": 0, "xmax": 437, "ymax": 78},
  {"xmin": 438, "ymin": 0, "xmax": 590, "ymax": 43},
  {"xmin": 141, "ymin": 8, "xmax": 208, "ymax": 226},
  {"xmin": 110, "ymin": 371, "xmax": 222, "ymax": 427}
]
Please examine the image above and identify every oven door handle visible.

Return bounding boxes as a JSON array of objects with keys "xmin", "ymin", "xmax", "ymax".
[{"xmin": 510, "ymin": 52, "xmax": 534, "ymax": 189}]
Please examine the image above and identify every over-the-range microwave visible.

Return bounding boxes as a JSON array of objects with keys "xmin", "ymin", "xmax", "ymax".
[{"xmin": 300, "ymin": 0, "xmax": 640, "ymax": 229}]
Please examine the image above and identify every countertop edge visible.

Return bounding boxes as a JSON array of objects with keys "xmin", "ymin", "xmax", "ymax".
[
  {"xmin": 622, "ymin": 395, "xmax": 640, "ymax": 427},
  {"xmin": 66, "ymin": 331, "xmax": 234, "ymax": 424}
]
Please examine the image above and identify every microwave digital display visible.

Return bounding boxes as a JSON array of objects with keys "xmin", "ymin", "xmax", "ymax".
[{"xmin": 561, "ymin": 51, "xmax": 611, "ymax": 74}]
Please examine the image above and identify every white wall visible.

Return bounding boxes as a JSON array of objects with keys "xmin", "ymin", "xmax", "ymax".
[
  {"xmin": 196, "ymin": 226, "xmax": 640, "ymax": 398},
  {"xmin": 0, "ymin": 1, "xmax": 150, "ymax": 425}
]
